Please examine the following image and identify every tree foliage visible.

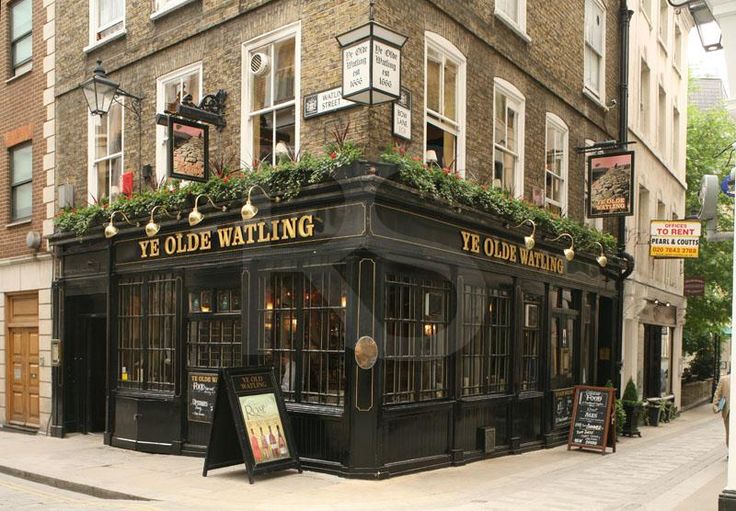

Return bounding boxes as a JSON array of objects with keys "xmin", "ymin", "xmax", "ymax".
[{"xmin": 683, "ymin": 98, "xmax": 736, "ymax": 355}]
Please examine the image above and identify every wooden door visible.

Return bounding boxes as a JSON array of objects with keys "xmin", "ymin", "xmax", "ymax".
[{"xmin": 6, "ymin": 294, "xmax": 39, "ymax": 428}]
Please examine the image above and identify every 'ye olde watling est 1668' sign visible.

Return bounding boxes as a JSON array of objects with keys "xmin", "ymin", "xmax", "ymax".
[{"xmin": 337, "ymin": 21, "xmax": 407, "ymax": 105}]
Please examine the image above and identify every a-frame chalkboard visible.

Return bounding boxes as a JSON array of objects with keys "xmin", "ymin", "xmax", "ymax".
[
  {"xmin": 202, "ymin": 367, "xmax": 301, "ymax": 483},
  {"xmin": 567, "ymin": 385, "xmax": 616, "ymax": 455}
]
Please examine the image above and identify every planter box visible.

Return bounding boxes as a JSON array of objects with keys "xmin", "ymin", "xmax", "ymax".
[
  {"xmin": 647, "ymin": 404, "xmax": 661, "ymax": 427},
  {"xmin": 622, "ymin": 402, "xmax": 642, "ymax": 437}
]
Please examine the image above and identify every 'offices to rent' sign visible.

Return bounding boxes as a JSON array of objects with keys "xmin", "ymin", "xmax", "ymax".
[{"xmin": 649, "ymin": 220, "xmax": 701, "ymax": 258}]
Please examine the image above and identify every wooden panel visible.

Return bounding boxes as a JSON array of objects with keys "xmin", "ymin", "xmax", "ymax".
[
  {"xmin": 6, "ymin": 327, "xmax": 40, "ymax": 427},
  {"xmin": 383, "ymin": 407, "xmax": 451, "ymax": 464},
  {"xmin": 8, "ymin": 294, "xmax": 38, "ymax": 325}
]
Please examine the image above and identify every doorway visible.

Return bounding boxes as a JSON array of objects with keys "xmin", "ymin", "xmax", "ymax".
[
  {"xmin": 6, "ymin": 294, "xmax": 40, "ymax": 428},
  {"xmin": 644, "ymin": 324, "xmax": 662, "ymax": 398},
  {"xmin": 63, "ymin": 295, "xmax": 107, "ymax": 434}
]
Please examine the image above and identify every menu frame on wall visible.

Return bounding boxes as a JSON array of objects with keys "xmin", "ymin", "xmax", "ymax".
[{"xmin": 202, "ymin": 367, "xmax": 301, "ymax": 483}]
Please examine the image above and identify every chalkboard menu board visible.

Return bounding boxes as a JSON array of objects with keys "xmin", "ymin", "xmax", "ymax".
[
  {"xmin": 188, "ymin": 372, "xmax": 218, "ymax": 423},
  {"xmin": 567, "ymin": 385, "xmax": 616, "ymax": 455},
  {"xmin": 202, "ymin": 367, "xmax": 301, "ymax": 484},
  {"xmin": 553, "ymin": 387, "xmax": 574, "ymax": 426}
]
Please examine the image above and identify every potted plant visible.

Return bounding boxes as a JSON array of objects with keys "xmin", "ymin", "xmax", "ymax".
[
  {"xmin": 646, "ymin": 398, "xmax": 661, "ymax": 427},
  {"xmin": 621, "ymin": 378, "xmax": 642, "ymax": 437}
]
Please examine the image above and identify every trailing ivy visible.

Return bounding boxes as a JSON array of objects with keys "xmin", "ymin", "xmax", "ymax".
[{"xmin": 380, "ymin": 147, "xmax": 617, "ymax": 253}]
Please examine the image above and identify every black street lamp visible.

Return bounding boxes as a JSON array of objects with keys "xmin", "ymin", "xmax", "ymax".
[{"xmin": 81, "ymin": 60, "xmax": 143, "ymax": 116}]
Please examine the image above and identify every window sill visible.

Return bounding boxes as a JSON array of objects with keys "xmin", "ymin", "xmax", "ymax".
[
  {"xmin": 83, "ymin": 30, "xmax": 127, "ymax": 54},
  {"xmin": 150, "ymin": 0, "xmax": 198, "ymax": 21},
  {"xmin": 494, "ymin": 12, "xmax": 531, "ymax": 44},
  {"xmin": 640, "ymin": 7, "xmax": 652, "ymax": 29},
  {"xmin": 582, "ymin": 87, "xmax": 608, "ymax": 111},
  {"xmin": 5, "ymin": 218, "xmax": 32, "ymax": 229},
  {"xmin": 673, "ymin": 63, "xmax": 682, "ymax": 78},
  {"xmin": 658, "ymin": 36, "xmax": 669, "ymax": 55},
  {"xmin": 6, "ymin": 66, "xmax": 33, "ymax": 84}
]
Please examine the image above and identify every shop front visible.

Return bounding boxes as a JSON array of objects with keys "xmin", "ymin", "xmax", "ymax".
[{"xmin": 50, "ymin": 174, "xmax": 620, "ymax": 478}]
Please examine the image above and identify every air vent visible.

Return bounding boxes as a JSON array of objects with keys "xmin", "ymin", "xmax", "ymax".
[{"xmin": 249, "ymin": 52, "xmax": 270, "ymax": 76}]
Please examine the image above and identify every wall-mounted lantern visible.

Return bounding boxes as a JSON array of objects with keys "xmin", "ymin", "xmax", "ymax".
[{"xmin": 336, "ymin": 21, "xmax": 407, "ymax": 105}]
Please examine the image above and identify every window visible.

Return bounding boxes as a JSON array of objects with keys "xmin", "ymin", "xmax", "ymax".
[
  {"xmin": 583, "ymin": 139, "xmax": 604, "ymax": 231},
  {"xmin": 672, "ymin": 106, "xmax": 681, "ymax": 169},
  {"xmin": 550, "ymin": 287, "xmax": 579, "ymax": 390},
  {"xmin": 655, "ymin": 201, "xmax": 666, "ymax": 282},
  {"xmin": 495, "ymin": 0, "xmax": 527, "ymax": 36},
  {"xmin": 673, "ymin": 24, "xmax": 682, "ymax": 72},
  {"xmin": 640, "ymin": 59, "xmax": 651, "ymax": 136},
  {"xmin": 243, "ymin": 24, "xmax": 299, "ymax": 167},
  {"xmin": 118, "ymin": 273, "xmax": 178, "ymax": 393},
  {"xmin": 658, "ymin": 0, "xmax": 669, "ymax": 44},
  {"xmin": 90, "ymin": 0, "xmax": 125, "ymax": 44},
  {"xmin": 641, "ymin": 0, "xmax": 652, "ymax": 23},
  {"xmin": 10, "ymin": 0, "xmax": 32, "ymax": 75},
  {"xmin": 88, "ymin": 101, "xmax": 123, "ymax": 203},
  {"xmin": 521, "ymin": 296, "xmax": 541, "ymax": 391},
  {"xmin": 156, "ymin": 64, "xmax": 202, "ymax": 183},
  {"xmin": 544, "ymin": 113, "xmax": 569, "ymax": 215},
  {"xmin": 425, "ymin": 33, "xmax": 466, "ymax": 173},
  {"xmin": 461, "ymin": 284, "xmax": 512, "ymax": 396},
  {"xmin": 584, "ymin": 0, "xmax": 606, "ymax": 100},
  {"xmin": 660, "ymin": 327, "xmax": 672, "ymax": 395},
  {"xmin": 257, "ymin": 267, "xmax": 346, "ymax": 406},
  {"xmin": 493, "ymin": 79, "xmax": 525, "ymax": 195},
  {"xmin": 658, "ymin": 86, "xmax": 667, "ymax": 154},
  {"xmin": 384, "ymin": 272, "xmax": 450, "ymax": 404},
  {"xmin": 153, "ymin": 0, "xmax": 193, "ymax": 16},
  {"xmin": 10, "ymin": 144, "xmax": 32, "ymax": 221},
  {"xmin": 637, "ymin": 186, "xmax": 650, "ymax": 275},
  {"xmin": 187, "ymin": 287, "xmax": 242, "ymax": 369}
]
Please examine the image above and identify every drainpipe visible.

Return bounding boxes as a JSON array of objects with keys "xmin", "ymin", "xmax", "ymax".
[{"xmin": 614, "ymin": 0, "xmax": 635, "ymax": 395}]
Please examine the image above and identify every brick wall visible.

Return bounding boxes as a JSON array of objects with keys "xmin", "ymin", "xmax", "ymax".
[
  {"xmin": 55, "ymin": 0, "xmax": 621, "ymax": 228},
  {"xmin": 0, "ymin": 0, "xmax": 51, "ymax": 259}
]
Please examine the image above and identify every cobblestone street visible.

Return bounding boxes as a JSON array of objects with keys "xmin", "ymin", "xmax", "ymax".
[{"xmin": 0, "ymin": 404, "xmax": 726, "ymax": 510}]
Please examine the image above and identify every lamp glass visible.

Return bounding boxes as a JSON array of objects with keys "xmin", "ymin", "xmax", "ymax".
[
  {"xmin": 145, "ymin": 221, "xmax": 160, "ymax": 237},
  {"xmin": 596, "ymin": 254, "xmax": 608, "ymax": 268},
  {"xmin": 82, "ymin": 76, "xmax": 118, "ymax": 115},
  {"xmin": 104, "ymin": 222, "xmax": 118, "ymax": 239},
  {"xmin": 188, "ymin": 208, "xmax": 203, "ymax": 227},
  {"xmin": 564, "ymin": 248, "xmax": 575, "ymax": 262},
  {"xmin": 241, "ymin": 202, "xmax": 258, "ymax": 221},
  {"xmin": 524, "ymin": 236, "xmax": 535, "ymax": 250}
]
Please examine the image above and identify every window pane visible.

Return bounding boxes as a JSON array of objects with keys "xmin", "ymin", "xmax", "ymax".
[
  {"xmin": 506, "ymin": 106, "xmax": 516, "ymax": 151},
  {"xmin": 427, "ymin": 58, "xmax": 441, "ymax": 113},
  {"xmin": 12, "ymin": 182, "xmax": 32, "ymax": 220},
  {"xmin": 108, "ymin": 102, "xmax": 123, "ymax": 155},
  {"xmin": 12, "ymin": 34, "xmax": 32, "ymax": 67},
  {"xmin": 426, "ymin": 122, "xmax": 457, "ymax": 170},
  {"xmin": 585, "ymin": 47, "xmax": 601, "ymax": 92},
  {"xmin": 11, "ymin": 0, "xmax": 32, "ymax": 38},
  {"xmin": 499, "ymin": 0, "xmax": 518, "ymax": 22},
  {"xmin": 252, "ymin": 111, "xmax": 274, "ymax": 164},
  {"xmin": 94, "ymin": 115, "xmax": 108, "ymax": 160},
  {"xmin": 109, "ymin": 156, "xmax": 122, "ymax": 201},
  {"xmin": 99, "ymin": 0, "xmax": 124, "ymax": 28},
  {"xmin": 274, "ymin": 38, "xmax": 295, "ymax": 104},
  {"xmin": 443, "ymin": 61, "xmax": 457, "ymax": 121},
  {"xmin": 11, "ymin": 145, "xmax": 32, "ymax": 184},
  {"xmin": 251, "ymin": 45, "xmax": 272, "ymax": 111},
  {"xmin": 164, "ymin": 72, "xmax": 200, "ymax": 113},
  {"xmin": 275, "ymin": 106, "xmax": 296, "ymax": 162},
  {"xmin": 494, "ymin": 93, "xmax": 506, "ymax": 145}
]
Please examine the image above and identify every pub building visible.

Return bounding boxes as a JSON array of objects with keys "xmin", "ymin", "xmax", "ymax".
[
  {"xmin": 47, "ymin": 0, "xmax": 628, "ymax": 479},
  {"xmin": 49, "ymin": 169, "xmax": 622, "ymax": 477}
]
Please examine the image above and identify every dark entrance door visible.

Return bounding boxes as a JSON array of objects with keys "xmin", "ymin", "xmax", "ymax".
[
  {"xmin": 644, "ymin": 324, "xmax": 662, "ymax": 398},
  {"xmin": 596, "ymin": 297, "xmax": 615, "ymax": 387},
  {"xmin": 64, "ymin": 296, "xmax": 107, "ymax": 434}
]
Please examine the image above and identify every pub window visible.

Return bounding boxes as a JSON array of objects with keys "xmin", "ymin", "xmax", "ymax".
[
  {"xmin": 257, "ymin": 266, "xmax": 346, "ymax": 406},
  {"xmin": 10, "ymin": 0, "xmax": 32, "ymax": 75},
  {"xmin": 187, "ymin": 287, "xmax": 242, "ymax": 369},
  {"xmin": 521, "ymin": 296, "xmax": 541, "ymax": 391},
  {"xmin": 384, "ymin": 272, "xmax": 450, "ymax": 404},
  {"xmin": 461, "ymin": 284, "xmax": 512, "ymax": 396},
  {"xmin": 550, "ymin": 287, "xmax": 579, "ymax": 390},
  {"xmin": 425, "ymin": 32, "xmax": 466, "ymax": 173},
  {"xmin": 544, "ymin": 113, "xmax": 569, "ymax": 216},
  {"xmin": 118, "ymin": 273, "xmax": 178, "ymax": 392},
  {"xmin": 10, "ymin": 143, "xmax": 32, "ymax": 222},
  {"xmin": 493, "ymin": 78, "xmax": 525, "ymax": 196},
  {"xmin": 90, "ymin": 0, "xmax": 125, "ymax": 45},
  {"xmin": 155, "ymin": 63, "xmax": 202, "ymax": 184},
  {"xmin": 243, "ymin": 23, "xmax": 299, "ymax": 167},
  {"xmin": 88, "ymin": 100, "xmax": 123, "ymax": 203}
]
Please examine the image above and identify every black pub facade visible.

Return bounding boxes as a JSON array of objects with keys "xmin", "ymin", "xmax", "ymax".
[{"xmin": 49, "ymin": 172, "xmax": 621, "ymax": 478}]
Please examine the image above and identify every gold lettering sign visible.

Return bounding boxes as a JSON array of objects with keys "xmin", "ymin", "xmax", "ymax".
[
  {"xmin": 139, "ymin": 215, "xmax": 316, "ymax": 259},
  {"xmin": 459, "ymin": 229, "xmax": 565, "ymax": 274}
]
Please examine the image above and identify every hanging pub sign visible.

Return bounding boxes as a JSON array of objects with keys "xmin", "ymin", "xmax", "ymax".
[
  {"xmin": 336, "ymin": 21, "xmax": 407, "ymax": 105},
  {"xmin": 303, "ymin": 87, "xmax": 359, "ymax": 119},
  {"xmin": 392, "ymin": 87, "xmax": 411, "ymax": 140},
  {"xmin": 567, "ymin": 385, "xmax": 616, "ymax": 455},
  {"xmin": 684, "ymin": 276, "xmax": 705, "ymax": 296},
  {"xmin": 168, "ymin": 116, "xmax": 209, "ymax": 182},
  {"xmin": 587, "ymin": 151, "xmax": 635, "ymax": 218},
  {"xmin": 203, "ymin": 367, "xmax": 301, "ymax": 484},
  {"xmin": 650, "ymin": 219, "xmax": 701, "ymax": 258}
]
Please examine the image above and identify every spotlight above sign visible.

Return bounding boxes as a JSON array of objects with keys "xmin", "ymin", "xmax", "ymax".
[{"xmin": 336, "ymin": 21, "xmax": 407, "ymax": 105}]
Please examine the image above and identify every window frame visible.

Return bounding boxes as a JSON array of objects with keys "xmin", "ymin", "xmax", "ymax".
[
  {"xmin": 151, "ymin": 0, "xmax": 197, "ymax": 19},
  {"xmin": 544, "ymin": 112, "xmax": 569, "ymax": 215},
  {"xmin": 10, "ymin": 0, "xmax": 32, "ymax": 75},
  {"xmin": 639, "ymin": 57, "xmax": 651, "ymax": 137},
  {"xmin": 10, "ymin": 142, "xmax": 33, "ymax": 222},
  {"xmin": 89, "ymin": 0, "xmax": 126, "ymax": 47},
  {"xmin": 241, "ymin": 22, "xmax": 301, "ymax": 168},
  {"xmin": 87, "ymin": 99, "xmax": 125, "ymax": 204},
  {"xmin": 494, "ymin": 0, "xmax": 529, "ymax": 40},
  {"xmin": 658, "ymin": 0, "xmax": 669, "ymax": 50},
  {"xmin": 493, "ymin": 78, "xmax": 525, "ymax": 197},
  {"xmin": 583, "ymin": 0, "xmax": 606, "ymax": 102},
  {"xmin": 673, "ymin": 22, "xmax": 682, "ymax": 74},
  {"xmin": 424, "ymin": 32, "xmax": 466, "ymax": 175},
  {"xmin": 155, "ymin": 62, "xmax": 203, "ymax": 184}
]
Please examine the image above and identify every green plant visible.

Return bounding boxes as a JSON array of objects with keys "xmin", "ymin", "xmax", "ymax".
[
  {"xmin": 614, "ymin": 398, "xmax": 625, "ymax": 437},
  {"xmin": 622, "ymin": 377, "xmax": 640, "ymax": 404}
]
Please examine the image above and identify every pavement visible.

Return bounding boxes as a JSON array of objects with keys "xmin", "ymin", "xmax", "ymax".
[{"xmin": 0, "ymin": 403, "xmax": 728, "ymax": 511}]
